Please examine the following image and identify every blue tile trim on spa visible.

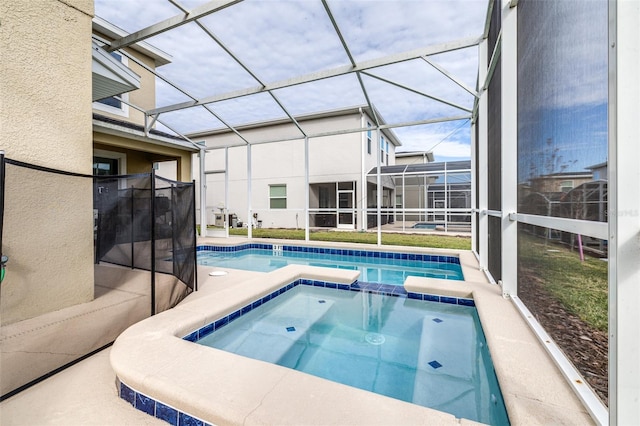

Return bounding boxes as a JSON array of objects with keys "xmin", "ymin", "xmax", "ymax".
[
  {"xmin": 196, "ymin": 243, "xmax": 461, "ymax": 265},
  {"xmin": 119, "ymin": 279, "xmax": 475, "ymax": 424},
  {"xmin": 119, "ymin": 381, "xmax": 212, "ymax": 426}
]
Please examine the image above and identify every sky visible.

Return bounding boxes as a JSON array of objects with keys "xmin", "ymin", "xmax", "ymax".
[{"xmin": 94, "ymin": 0, "xmax": 489, "ymax": 161}]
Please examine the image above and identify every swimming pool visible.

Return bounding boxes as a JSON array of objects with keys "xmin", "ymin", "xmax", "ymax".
[
  {"xmin": 197, "ymin": 244, "xmax": 464, "ymax": 285},
  {"xmin": 188, "ymin": 281, "xmax": 508, "ymax": 425}
]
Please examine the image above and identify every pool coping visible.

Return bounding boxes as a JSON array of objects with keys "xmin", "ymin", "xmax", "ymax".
[{"xmin": 110, "ymin": 241, "xmax": 594, "ymax": 425}]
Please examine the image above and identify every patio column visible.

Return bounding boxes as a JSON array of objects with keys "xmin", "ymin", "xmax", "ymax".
[
  {"xmin": 500, "ymin": 0, "xmax": 517, "ymax": 297},
  {"xmin": 477, "ymin": 38, "xmax": 489, "ymax": 272},
  {"xmin": 246, "ymin": 144, "xmax": 252, "ymax": 240},
  {"xmin": 304, "ymin": 136, "xmax": 309, "ymax": 241},
  {"xmin": 198, "ymin": 146, "xmax": 207, "ymax": 237},
  {"xmin": 609, "ymin": 0, "xmax": 640, "ymax": 423}
]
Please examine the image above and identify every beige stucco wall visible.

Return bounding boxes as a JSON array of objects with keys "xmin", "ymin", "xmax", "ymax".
[
  {"xmin": 94, "ymin": 136, "xmax": 192, "ymax": 182},
  {"xmin": 0, "ymin": 0, "xmax": 95, "ymax": 325}
]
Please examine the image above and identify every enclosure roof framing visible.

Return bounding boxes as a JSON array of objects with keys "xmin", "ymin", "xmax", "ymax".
[{"xmin": 94, "ymin": 1, "xmax": 482, "ymax": 155}]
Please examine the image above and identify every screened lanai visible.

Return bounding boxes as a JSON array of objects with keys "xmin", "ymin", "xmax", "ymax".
[
  {"xmin": 86, "ymin": 0, "xmax": 640, "ymax": 424},
  {"xmin": 3, "ymin": 0, "xmax": 634, "ymax": 423}
]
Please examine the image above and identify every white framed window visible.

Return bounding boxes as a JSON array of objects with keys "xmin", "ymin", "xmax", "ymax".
[
  {"xmin": 560, "ymin": 180, "xmax": 574, "ymax": 192},
  {"xmin": 380, "ymin": 135, "xmax": 386, "ymax": 164},
  {"xmin": 93, "ymin": 51, "xmax": 130, "ymax": 118},
  {"xmin": 269, "ymin": 184, "xmax": 287, "ymax": 209},
  {"xmin": 367, "ymin": 123, "xmax": 372, "ymax": 155}
]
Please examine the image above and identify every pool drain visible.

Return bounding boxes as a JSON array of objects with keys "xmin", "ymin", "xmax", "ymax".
[{"xmin": 365, "ymin": 332, "xmax": 385, "ymax": 345}]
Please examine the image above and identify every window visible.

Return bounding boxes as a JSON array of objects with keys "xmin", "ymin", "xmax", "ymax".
[
  {"xmin": 93, "ymin": 157, "xmax": 118, "ymax": 176},
  {"xmin": 367, "ymin": 123, "xmax": 372, "ymax": 155},
  {"xmin": 380, "ymin": 135, "xmax": 386, "ymax": 164},
  {"xmin": 559, "ymin": 180, "xmax": 574, "ymax": 193},
  {"xmin": 269, "ymin": 184, "xmax": 287, "ymax": 209},
  {"xmin": 93, "ymin": 51, "xmax": 130, "ymax": 117}
]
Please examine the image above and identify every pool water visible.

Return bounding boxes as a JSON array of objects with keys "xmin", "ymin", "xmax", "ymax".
[
  {"xmin": 195, "ymin": 285, "xmax": 509, "ymax": 425},
  {"xmin": 197, "ymin": 248, "xmax": 463, "ymax": 285}
]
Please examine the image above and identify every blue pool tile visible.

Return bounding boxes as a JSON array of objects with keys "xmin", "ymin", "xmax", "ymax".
[
  {"xmin": 337, "ymin": 284, "xmax": 350, "ymax": 291},
  {"xmin": 286, "ymin": 326, "xmax": 296, "ymax": 332},
  {"xmin": 228, "ymin": 310, "xmax": 241, "ymax": 323},
  {"xmin": 407, "ymin": 292, "xmax": 422, "ymax": 300},
  {"xmin": 423, "ymin": 294, "xmax": 440, "ymax": 302},
  {"xmin": 184, "ymin": 331, "xmax": 198, "ymax": 342},
  {"xmin": 379, "ymin": 284, "xmax": 396, "ymax": 295},
  {"xmin": 428, "ymin": 360, "xmax": 443, "ymax": 369},
  {"xmin": 241, "ymin": 305, "xmax": 252, "ymax": 315},
  {"xmin": 325, "ymin": 282, "xmax": 337, "ymax": 289},
  {"xmin": 156, "ymin": 402, "xmax": 178, "ymax": 425},
  {"xmin": 441, "ymin": 296, "xmax": 458, "ymax": 305},
  {"xmin": 392, "ymin": 286, "xmax": 408, "ymax": 297},
  {"xmin": 199, "ymin": 323, "xmax": 214, "ymax": 339},
  {"xmin": 179, "ymin": 412, "xmax": 204, "ymax": 426},
  {"xmin": 252, "ymin": 299, "xmax": 263, "ymax": 309},
  {"xmin": 458, "ymin": 298, "xmax": 476, "ymax": 307},
  {"xmin": 120, "ymin": 382, "xmax": 135, "ymax": 406},
  {"xmin": 313, "ymin": 280, "xmax": 324, "ymax": 287},
  {"xmin": 432, "ymin": 318, "xmax": 443, "ymax": 323},
  {"xmin": 136, "ymin": 393, "xmax": 155, "ymax": 416},
  {"xmin": 214, "ymin": 316, "xmax": 229, "ymax": 329},
  {"xmin": 261, "ymin": 294, "xmax": 271, "ymax": 304}
]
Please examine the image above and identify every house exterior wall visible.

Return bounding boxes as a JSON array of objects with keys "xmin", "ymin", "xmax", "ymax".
[
  {"xmin": 93, "ymin": 136, "xmax": 192, "ymax": 181},
  {"xmin": 0, "ymin": 0, "xmax": 95, "ymax": 324},
  {"xmin": 193, "ymin": 109, "xmax": 400, "ymax": 229}
]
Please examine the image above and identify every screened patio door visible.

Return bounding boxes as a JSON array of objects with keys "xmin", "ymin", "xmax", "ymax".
[{"xmin": 337, "ymin": 182, "xmax": 355, "ymax": 229}]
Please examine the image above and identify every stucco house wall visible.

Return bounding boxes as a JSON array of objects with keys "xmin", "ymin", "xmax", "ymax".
[
  {"xmin": 192, "ymin": 108, "xmax": 400, "ymax": 230},
  {"xmin": 0, "ymin": 0, "xmax": 95, "ymax": 325}
]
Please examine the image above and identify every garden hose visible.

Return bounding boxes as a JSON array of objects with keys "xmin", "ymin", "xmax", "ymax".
[{"xmin": 1, "ymin": 255, "xmax": 7, "ymax": 283}]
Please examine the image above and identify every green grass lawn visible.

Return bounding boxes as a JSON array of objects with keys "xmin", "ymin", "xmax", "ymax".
[
  {"xmin": 224, "ymin": 227, "xmax": 471, "ymax": 250},
  {"xmin": 518, "ymin": 234, "xmax": 608, "ymax": 332}
]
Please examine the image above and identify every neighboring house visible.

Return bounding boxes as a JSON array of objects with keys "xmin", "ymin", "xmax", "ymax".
[
  {"xmin": 529, "ymin": 171, "xmax": 593, "ymax": 194},
  {"xmin": 372, "ymin": 156, "xmax": 472, "ymax": 225},
  {"xmin": 188, "ymin": 106, "xmax": 401, "ymax": 231},
  {"xmin": 92, "ymin": 17, "xmax": 198, "ymax": 182}
]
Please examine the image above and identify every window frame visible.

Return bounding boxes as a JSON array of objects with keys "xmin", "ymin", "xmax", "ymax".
[{"xmin": 269, "ymin": 184, "xmax": 287, "ymax": 209}]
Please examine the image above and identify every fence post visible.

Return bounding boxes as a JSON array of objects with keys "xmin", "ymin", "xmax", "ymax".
[
  {"xmin": 192, "ymin": 180, "xmax": 198, "ymax": 292},
  {"xmin": 150, "ymin": 170, "xmax": 156, "ymax": 316},
  {"xmin": 0, "ymin": 151, "xmax": 5, "ymax": 281}
]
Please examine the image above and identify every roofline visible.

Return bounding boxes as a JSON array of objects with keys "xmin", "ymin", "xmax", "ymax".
[
  {"xmin": 93, "ymin": 117, "xmax": 198, "ymax": 153},
  {"xmin": 186, "ymin": 104, "xmax": 403, "ymax": 146},
  {"xmin": 93, "ymin": 16, "xmax": 172, "ymax": 67},
  {"xmin": 394, "ymin": 151, "xmax": 435, "ymax": 162}
]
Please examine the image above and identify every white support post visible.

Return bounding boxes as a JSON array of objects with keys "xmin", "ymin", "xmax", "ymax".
[
  {"xmin": 376, "ymin": 128, "xmax": 382, "ymax": 246},
  {"xmin": 360, "ymin": 111, "xmax": 368, "ymax": 232},
  {"xmin": 470, "ymin": 119, "xmax": 477, "ymax": 253},
  {"xmin": 198, "ymin": 147, "xmax": 207, "ymax": 237},
  {"xmin": 501, "ymin": 0, "xmax": 518, "ymax": 297},
  {"xmin": 609, "ymin": 1, "xmax": 640, "ymax": 424},
  {"xmin": 224, "ymin": 147, "xmax": 229, "ymax": 238},
  {"xmin": 246, "ymin": 144, "xmax": 252, "ymax": 240},
  {"xmin": 478, "ymin": 39, "xmax": 489, "ymax": 271},
  {"xmin": 304, "ymin": 136, "xmax": 310, "ymax": 241}
]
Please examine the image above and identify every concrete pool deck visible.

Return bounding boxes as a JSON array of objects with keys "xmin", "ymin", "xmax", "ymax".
[{"xmin": 1, "ymin": 238, "xmax": 595, "ymax": 425}]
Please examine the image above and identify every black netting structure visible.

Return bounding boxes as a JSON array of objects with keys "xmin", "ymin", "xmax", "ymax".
[{"xmin": 94, "ymin": 172, "xmax": 196, "ymax": 313}]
